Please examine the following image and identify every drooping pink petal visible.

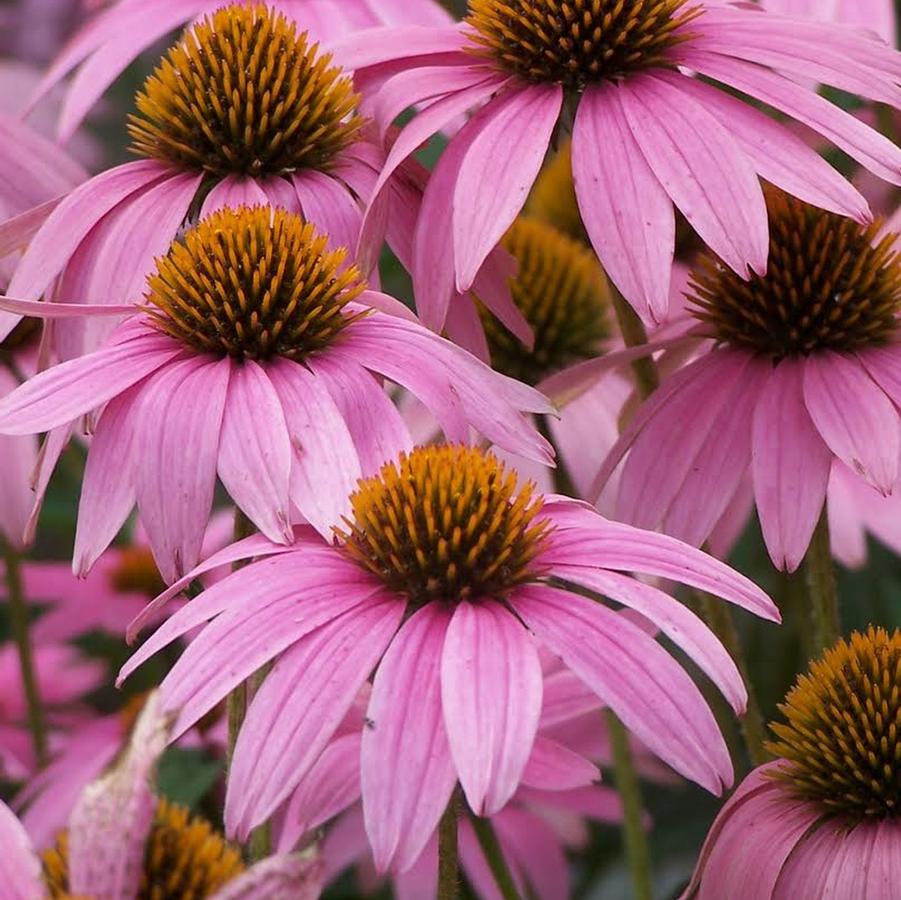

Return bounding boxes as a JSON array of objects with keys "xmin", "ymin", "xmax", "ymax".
[
  {"xmin": 200, "ymin": 175, "xmax": 271, "ymax": 218},
  {"xmin": 72, "ymin": 384, "xmax": 142, "ymax": 576},
  {"xmin": 217, "ymin": 360, "xmax": 293, "ymax": 545},
  {"xmin": 678, "ymin": 49, "xmax": 901, "ymax": 185},
  {"xmin": 863, "ymin": 820, "xmax": 901, "ymax": 899},
  {"xmin": 209, "ymin": 853, "xmax": 323, "ymax": 900},
  {"xmin": 0, "ymin": 800, "xmax": 43, "ymax": 899},
  {"xmin": 512, "ymin": 585, "xmax": 732, "ymax": 794},
  {"xmin": 751, "ymin": 359, "xmax": 833, "ymax": 571},
  {"xmin": 803, "ymin": 352, "xmax": 899, "ymax": 494},
  {"xmin": 441, "ymin": 600, "xmax": 543, "ymax": 815},
  {"xmin": 266, "ymin": 357, "xmax": 362, "ymax": 539},
  {"xmin": 620, "ymin": 74, "xmax": 768, "ymax": 279},
  {"xmin": 453, "ymin": 83, "xmax": 562, "ymax": 291},
  {"xmin": 292, "ymin": 171, "xmax": 362, "ymax": 258},
  {"xmin": 654, "ymin": 71, "xmax": 869, "ymax": 223},
  {"xmin": 305, "ymin": 355, "xmax": 412, "ymax": 476},
  {"xmin": 133, "ymin": 356, "xmax": 230, "ymax": 583},
  {"xmin": 493, "ymin": 808, "xmax": 570, "ymax": 900},
  {"xmin": 539, "ymin": 670, "xmax": 601, "ymax": 729},
  {"xmin": 470, "ymin": 246, "xmax": 533, "ymax": 350},
  {"xmin": 226, "ymin": 596, "xmax": 404, "ymax": 839},
  {"xmin": 67, "ymin": 693, "xmax": 169, "ymax": 900},
  {"xmin": 362, "ymin": 603, "xmax": 456, "ymax": 873},
  {"xmin": 0, "ymin": 330, "xmax": 180, "ymax": 435},
  {"xmin": 858, "ymin": 344, "xmax": 901, "ymax": 407},
  {"xmin": 572, "ymin": 83, "xmax": 674, "ymax": 322},
  {"xmin": 329, "ymin": 25, "xmax": 469, "ymax": 71},
  {"xmin": 22, "ymin": 422, "xmax": 74, "ymax": 547},
  {"xmin": 520, "ymin": 737, "xmax": 600, "ymax": 792}
]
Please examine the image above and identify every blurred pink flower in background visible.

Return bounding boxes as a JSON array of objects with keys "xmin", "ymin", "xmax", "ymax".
[
  {"xmin": 338, "ymin": 0, "xmax": 900, "ymax": 324},
  {"xmin": 120, "ymin": 443, "xmax": 777, "ymax": 872},
  {"xmin": 0, "ymin": 207, "xmax": 551, "ymax": 581}
]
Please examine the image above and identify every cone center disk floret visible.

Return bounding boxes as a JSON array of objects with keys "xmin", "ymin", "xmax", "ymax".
[
  {"xmin": 144, "ymin": 206, "xmax": 364, "ymax": 361},
  {"xmin": 43, "ymin": 798, "xmax": 244, "ymax": 899},
  {"xmin": 689, "ymin": 195, "xmax": 901, "ymax": 359},
  {"xmin": 339, "ymin": 445, "xmax": 553, "ymax": 606},
  {"xmin": 480, "ymin": 217, "xmax": 609, "ymax": 384},
  {"xmin": 465, "ymin": 0, "xmax": 699, "ymax": 88},
  {"xmin": 129, "ymin": 4, "xmax": 361, "ymax": 177},
  {"xmin": 767, "ymin": 627, "xmax": 901, "ymax": 821}
]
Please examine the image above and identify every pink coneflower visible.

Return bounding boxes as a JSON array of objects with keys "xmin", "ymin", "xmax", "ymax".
[
  {"xmin": 27, "ymin": 0, "xmax": 452, "ymax": 142},
  {"xmin": 762, "ymin": 0, "xmax": 897, "ymax": 47},
  {"xmin": 0, "ymin": 4, "xmax": 428, "ymax": 352},
  {"xmin": 0, "ymin": 694, "xmax": 322, "ymax": 899},
  {"xmin": 337, "ymin": 0, "xmax": 901, "ymax": 323},
  {"xmin": 685, "ymin": 626, "xmax": 901, "ymax": 900},
  {"xmin": 120, "ymin": 443, "xmax": 778, "ymax": 872},
  {"xmin": 0, "ymin": 206, "xmax": 552, "ymax": 581},
  {"xmin": 592, "ymin": 191, "xmax": 901, "ymax": 572}
]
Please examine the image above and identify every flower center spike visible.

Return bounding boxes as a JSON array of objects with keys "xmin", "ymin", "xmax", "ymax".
[
  {"xmin": 43, "ymin": 798, "xmax": 245, "ymax": 898},
  {"xmin": 129, "ymin": 4, "xmax": 361, "ymax": 177},
  {"xmin": 767, "ymin": 627, "xmax": 901, "ymax": 821},
  {"xmin": 480, "ymin": 217, "xmax": 609, "ymax": 384},
  {"xmin": 144, "ymin": 206, "xmax": 364, "ymax": 361},
  {"xmin": 689, "ymin": 193, "xmax": 901, "ymax": 359},
  {"xmin": 339, "ymin": 445, "xmax": 553, "ymax": 605},
  {"xmin": 466, "ymin": 0, "xmax": 700, "ymax": 88}
]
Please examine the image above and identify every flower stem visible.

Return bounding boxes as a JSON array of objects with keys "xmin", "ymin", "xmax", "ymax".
[
  {"xmin": 695, "ymin": 590, "xmax": 768, "ymax": 767},
  {"xmin": 802, "ymin": 507, "xmax": 840, "ymax": 654},
  {"xmin": 470, "ymin": 814, "xmax": 522, "ymax": 900},
  {"xmin": 605, "ymin": 710, "xmax": 653, "ymax": 900},
  {"xmin": 437, "ymin": 791, "xmax": 460, "ymax": 900},
  {"xmin": 3, "ymin": 543, "xmax": 48, "ymax": 768},
  {"xmin": 610, "ymin": 285, "xmax": 659, "ymax": 399}
]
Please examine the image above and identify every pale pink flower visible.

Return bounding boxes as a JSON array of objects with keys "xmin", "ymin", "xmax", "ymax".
[
  {"xmin": 120, "ymin": 443, "xmax": 777, "ymax": 872},
  {"xmin": 0, "ymin": 206, "xmax": 552, "ymax": 582},
  {"xmin": 336, "ymin": 0, "xmax": 901, "ymax": 324},
  {"xmin": 0, "ymin": 4, "xmax": 419, "ymax": 353},
  {"xmin": 27, "ymin": 0, "xmax": 452, "ymax": 142},
  {"xmin": 0, "ymin": 642, "xmax": 104, "ymax": 781},
  {"xmin": 684, "ymin": 627, "xmax": 901, "ymax": 900},
  {"xmin": 0, "ymin": 693, "xmax": 322, "ymax": 899},
  {"xmin": 761, "ymin": 0, "xmax": 896, "ymax": 47},
  {"xmin": 591, "ymin": 192, "xmax": 901, "ymax": 572}
]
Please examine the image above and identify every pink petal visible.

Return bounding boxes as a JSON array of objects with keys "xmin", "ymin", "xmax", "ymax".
[
  {"xmin": 217, "ymin": 360, "xmax": 293, "ymax": 545},
  {"xmin": 620, "ymin": 74, "xmax": 768, "ymax": 279},
  {"xmin": 512, "ymin": 585, "xmax": 732, "ymax": 794},
  {"xmin": 292, "ymin": 171, "xmax": 362, "ymax": 258},
  {"xmin": 200, "ymin": 175, "xmax": 271, "ymax": 218},
  {"xmin": 329, "ymin": 25, "xmax": 469, "ymax": 70},
  {"xmin": 493, "ymin": 808, "xmax": 570, "ymax": 900},
  {"xmin": 209, "ymin": 854, "xmax": 323, "ymax": 900},
  {"xmin": 751, "ymin": 359, "xmax": 834, "ymax": 571},
  {"xmin": 267, "ymin": 358, "xmax": 362, "ymax": 539},
  {"xmin": 864, "ymin": 821, "xmax": 901, "ymax": 899},
  {"xmin": 226, "ymin": 596, "xmax": 403, "ymax": 838},
  {"xmin": 0, "ymin": 330, "xmax": 179, "ymax": 435},
  {"xmin": 520, "ymin": 736, "xmax": 600, "ymax": 792},
  {"xmin": 7, "ymin": 160, "xmax": 167, "ymax": 301},
  {"xmin": 441, "ymin": 601, "xmax": 543, "ymax": 815},
  {"xmin": 72, "ymin": 384, "xmax": 141, "ymax": 576},
  {"xmin": 550, "ymin": 565, "xmax": 746, "ymax": 713},
  {"xmin": 362, "ymin": 603, "xmax": 456, "ymax": 873},
  {"xmin": 803, "ymin": 352, "xmax": 899, "ymax": 494},
  {"xmin": 539, "ymin": 670, "xmax": 601, "ymax": 729},
  {"xmin": 0, "ymin": 800, "xmax": 43, "ymax": 899},
  {"xmin": 572, "ymin": 83, "xmax": 674, "ymax": 322},
  {"xmin": 67, "ymin": 694, "xmax": 169, "ymax": 900},
  {"xmin": 453, "ymin": 83, "xmax": 562, "ymax": 291}
]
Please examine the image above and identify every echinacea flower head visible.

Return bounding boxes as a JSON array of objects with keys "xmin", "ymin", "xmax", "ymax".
[
  {"xmin": 477, "ymin": 217, "xmax": 610, "ymax": 386},
  {"xmin": 120, "ymin": 443, "xmax": 778, "ymax": 873},
  {"xmin": 685, "ymin": 627, "xmax": 901, "ymax": 899},
  {"xmin": 594, "ymin": 192, "xmax": 901, "ymax": 572},
  {"xmin": 0, "ymin": 694, "xmax": 322, "ymax": 900},
  {"xmin": 0, "ymin": 206, "xmax": 552, "ymax": 581},
  {"xmin": 28, "ymin": 0, "xmax": 452, "ymax": 143},
  {"xmin": 0, "ymin": 4, "xmax": 410, "ymax": 351},
  {"xmin": 343, "ymin": 0, "xmax": 900, "ymax": 324}
]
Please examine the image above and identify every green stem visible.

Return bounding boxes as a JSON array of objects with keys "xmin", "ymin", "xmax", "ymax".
[
  {"xmin": 470, "ymin": 814, "xmax": 523, "ymax": 900},
  {"xmin": 437, "ymin": 792, "xmax": 460, "ymax": 900},
  {"xmin": 802, "ymin": 507, "xmax": 840, "ymax": 654},
  {"xmin": 610, "ymin": 286, "xmax": 659, "ymax": 399},
  {"xmin": 605, "ymin": 711, "xmax": 653, "ymax": 900},
  {"xmin": 3, "ymin": 543, "xmax": 48, "ymax": 768},
  {"xmin": 696, "ymin": 590, "xmax": 768, "ymax": 767}
]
